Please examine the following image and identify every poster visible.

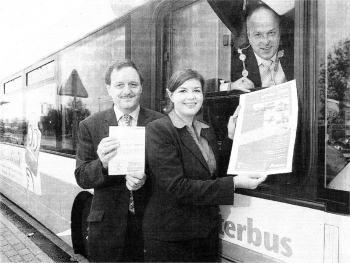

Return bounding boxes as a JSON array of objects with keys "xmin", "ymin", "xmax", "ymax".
[
  {"xmin": 228, "ymin": 80, "xmax": 298, "ymax": 175},
  {"xmin": 24, "ymin": 116, "xmax": 42, "ymax": 195}
]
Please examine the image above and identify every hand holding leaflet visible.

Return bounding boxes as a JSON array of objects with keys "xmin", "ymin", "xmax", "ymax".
[
  {"xmin": 234, "ymin": 173, "xmax": 268, "ymax": 189},
  {"xmin": 97, "ymin": 137, "xmax": 120, "ymax": 169},
  {"xmin": 108, "ymin": 126, "xmax": 145, "ymax": 175},
  {"xmin": 126, "ymin": 173, "xmax": 147, "ymax": 191},
  {"xmin": 227, "ymin": 105, "xmax": 241, "ymax": 139}
]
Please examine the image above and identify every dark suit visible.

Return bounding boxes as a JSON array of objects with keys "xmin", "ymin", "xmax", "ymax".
[
  {"xmin": 75, "ymin": 106, "xmax": 163, "ymax": 262},
  {"xmin": 203, "ymin": 45, "xmax": 294, "ymax": 93},
  {"xmin": 143, "ymin": 115, "xmax": 235, "ymax": 262},
  {"xmin": 231, "ymin": 45, "xmax": 294, "ymax": 88}
]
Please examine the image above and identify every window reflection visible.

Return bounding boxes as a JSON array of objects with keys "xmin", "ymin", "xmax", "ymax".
[
  {"xmin": 59, "ymin": 69, "xmax": 90, "ymax": 153},
  {"xmin": 0, "ymin": 93, "xmax": 25, "ymax": 145},
  {"xmin": 60, "ymin": 96, "xmax": 91, "ymax": 154},
  {"xmin": 25, "ymin": 84, "xmax": 58, "ymax": 151},
  {"xmin": 171, "ymin": 0, "xmax": 231, "ymax": 86},
  {"xmin": 324, "ymin": 1, "xmax": 350, "ymax": 191},
  {"xmin": 59, "ymin": 25, "xmax": 124, "ymax": 118}
]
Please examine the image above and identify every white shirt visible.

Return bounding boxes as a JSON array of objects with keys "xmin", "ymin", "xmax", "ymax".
[
  {"xmin": 113, "ymin": 105, "xmax": 140, "ymax": 127},
  {"xmin": 254, "ymin": 52, "xmax": 287, "ymax": 85}
]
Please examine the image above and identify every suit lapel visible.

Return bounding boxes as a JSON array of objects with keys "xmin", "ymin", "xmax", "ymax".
[
  {"xmin": 246, "ymin": 46, "xmax": 262, "ymax": 87},
  {"xmin": 178, "ymin": 127, "xmax": 210, "ymax": 173},
  {"xmin": 280, "ymin": 49, "xmax": 294, "ymax": 81},
  {"xmin": 103, "ymin": 108, "xmax": 118, "ymax": 136},
  {"xmin": 201, "ymin": 128, "xmax": 219, "ymax": 166},
  {"xmin": 137, "ymin": 107, "xmax": 149, "ymax": 127}
]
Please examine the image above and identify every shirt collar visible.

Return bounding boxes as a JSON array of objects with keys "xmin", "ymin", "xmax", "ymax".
[
  {"xmin": 113, "ymin": 105, "xmax": 140, "ymax": 122},
  {"xmin": 254, "ymin": 52, "xmax": 277, "ymax": 66},
  {"xmin": 168, "ymin": 110, "xmax": 209, "ymax": 133}
]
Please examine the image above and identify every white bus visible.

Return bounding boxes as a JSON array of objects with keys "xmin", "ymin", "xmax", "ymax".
[{"xmin": 1, "ymin": 0, "xmax": 349, "ymax": 262}]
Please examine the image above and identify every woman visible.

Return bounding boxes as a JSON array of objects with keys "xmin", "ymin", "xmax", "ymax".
[{"xmin": 143, "ymin": 69, "xmax": 266, "ymax": 262}]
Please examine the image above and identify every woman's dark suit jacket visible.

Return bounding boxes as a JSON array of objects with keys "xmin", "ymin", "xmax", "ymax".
[
  {"xmin": 75, "ymin": 106, "xmax": 163, "ymax": 262},
  {"xmin": 143, "ymin": 115, "xmax": 235, "ymax": 241}
]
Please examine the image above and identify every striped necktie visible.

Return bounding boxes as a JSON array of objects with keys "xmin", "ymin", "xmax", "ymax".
[
  {"xmin": 260, "ymin": 60, "xmax": 273, "ymax": 88},
  {"xmin": 123, "ymin": 114, "xmax": 135, "ymax": 214}
]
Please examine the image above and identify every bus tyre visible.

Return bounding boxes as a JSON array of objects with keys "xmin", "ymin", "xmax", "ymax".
[{"xmin": 71, "ymin": 191, "xmax": 93, "ymax": 258}]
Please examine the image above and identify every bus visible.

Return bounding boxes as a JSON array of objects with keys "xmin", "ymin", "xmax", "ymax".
[{"xmin": 1, "ymin": 0, "xmax": 349, "ymax": 262}]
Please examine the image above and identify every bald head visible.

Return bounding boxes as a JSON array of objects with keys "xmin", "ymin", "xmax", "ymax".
[{"xmin": 247, "ymin": 6, "xmax": 281, "ymax": 60}]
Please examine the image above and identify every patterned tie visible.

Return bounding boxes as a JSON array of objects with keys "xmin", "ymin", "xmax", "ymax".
[
  {"xmin": 123, "ymin": 114, "xmax": 132, "ymax": 126},
  {"xmin": 260, "ymin": 60, "xmax": 273, "ymax": 88},
  {"xmin": 123, "ymin": 114, "xmax": 135, "ymax": 214}
]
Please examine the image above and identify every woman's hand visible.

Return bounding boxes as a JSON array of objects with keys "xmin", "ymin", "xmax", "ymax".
[
  {"xmin": 227, "ymin": 105, "xmax": 241, "ymax": 139},
  {"xmin": 234, "ymin": 173, "xmax": 267, "ymax": 190}
]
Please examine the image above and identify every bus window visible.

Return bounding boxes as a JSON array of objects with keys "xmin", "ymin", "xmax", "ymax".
[
  {"xmin": 157, "ymin": 0, "xmax": 232, "ymax": 139},
  {"xmin": 0, "ymin": 92, "xmax": 25, "ymax": 145},
  {"xmin": 320, "ymin": 1, "xmax": 350, "ymax": 192},
  {"xmin": 157, "ymin": 0, "xmax": 311, "ymax": 195},
  {"xmin": 4, "ymin": 76, "xmax": 22, "ymax": 94},
  {"xmin": 58, "ymin": 24, "xmax": 126, "ymax": 154},
  {"xmin": 27, "ymin": 61, "xmax": 55, "ymax": 86},
  {"xmin": 158, "ymin": 0, "xmax": 295, "ymax": 140},
  {"xmin": 59, "ymin": 24, "xmax": 126, "ymax": 116},
  {"xmin": 157, "ymin": 0, "xmax": 231, "ymax": 105},
  {"xmin": 171, "ymin": 0, "xmax": 231, "ymax": 82},
  {"xmin": 25, "ymin": 83, "xmax": 60, "ymax": 152}
]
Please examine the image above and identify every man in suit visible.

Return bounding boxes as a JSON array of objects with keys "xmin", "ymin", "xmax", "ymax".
[
  {"xmin": 75, "ymin": 59, "xmax": 163, "ymax": 262},
  {"xmin": 225, "ymin": 3, "xmax": 294, "ymax": 92}
]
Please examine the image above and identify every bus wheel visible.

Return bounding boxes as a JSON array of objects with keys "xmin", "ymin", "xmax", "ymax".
[{"xmin": 71, "ymin": 191, "xmax": 93, "ymax": 257}]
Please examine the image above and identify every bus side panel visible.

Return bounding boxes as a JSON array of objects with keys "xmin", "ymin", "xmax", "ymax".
[
  {"xmin": 0, "ymin": 144, "xmax": 82, "ymax": 247},
  {"xmin": 219, "ymin": 194, "xmax": 325, "ymax": 263},
  {"xmin": 325, "ymin": 212, "xmax": 350, "ymax": 262}
]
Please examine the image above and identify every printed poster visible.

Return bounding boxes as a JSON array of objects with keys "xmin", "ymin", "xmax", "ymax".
[
  {"xmin": 0, "ymin": 116, "xmax": 42, "ymax": 195},
  {"xmin": 24, "ymin": 116, "xmax": 42, "ymax": 195},
  {"xmin": 228, "ymin": 80, "xmax": 298, "ymax": 174}
]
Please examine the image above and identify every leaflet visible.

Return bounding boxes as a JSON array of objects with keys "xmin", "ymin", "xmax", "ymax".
[
  {"xmin": 227, "ymin": 80, "xmax": 298, "ymax": 175},
  {"xmin": 108, "ymin": 126, "xmax": 145, "ymax": 175}
]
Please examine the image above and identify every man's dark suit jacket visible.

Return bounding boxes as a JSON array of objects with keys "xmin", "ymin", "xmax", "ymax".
[
  {"xmin": 231, "ymin": 45, "xmax": 294, "ymax": 88},
  {"xmin": 203, "ymin": 45, "xmax": 294, "ymax": 93},
  {"xmin": 75, "ymin": 106, "xmax": 163, "ymax": 262},
  {"xmin": 143, "ymin": 116, "xmax": 235, "ymax": 242}
]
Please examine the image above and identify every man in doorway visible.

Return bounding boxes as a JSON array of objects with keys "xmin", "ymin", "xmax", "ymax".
[{"xmin": 225, "ymin": 3, "xmax": 294, "ymax": 92}]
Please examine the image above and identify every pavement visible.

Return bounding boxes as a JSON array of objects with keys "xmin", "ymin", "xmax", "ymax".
[
  {"xmin": 0, "ymin": 195, "xmax": 88, "ymax": 263},
  {"xmin": 0, "ymin": 213, "xmax": 55, "ymax": 263}
]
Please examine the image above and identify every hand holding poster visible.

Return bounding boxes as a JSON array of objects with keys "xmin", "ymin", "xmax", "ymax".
[
  {"xmin": 108, "ymin": 126, "xmax": 145, "ymax": 175},
  {"xmin": 227, "ymin": 80, "xmax": 298, "ymax": 175}
]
